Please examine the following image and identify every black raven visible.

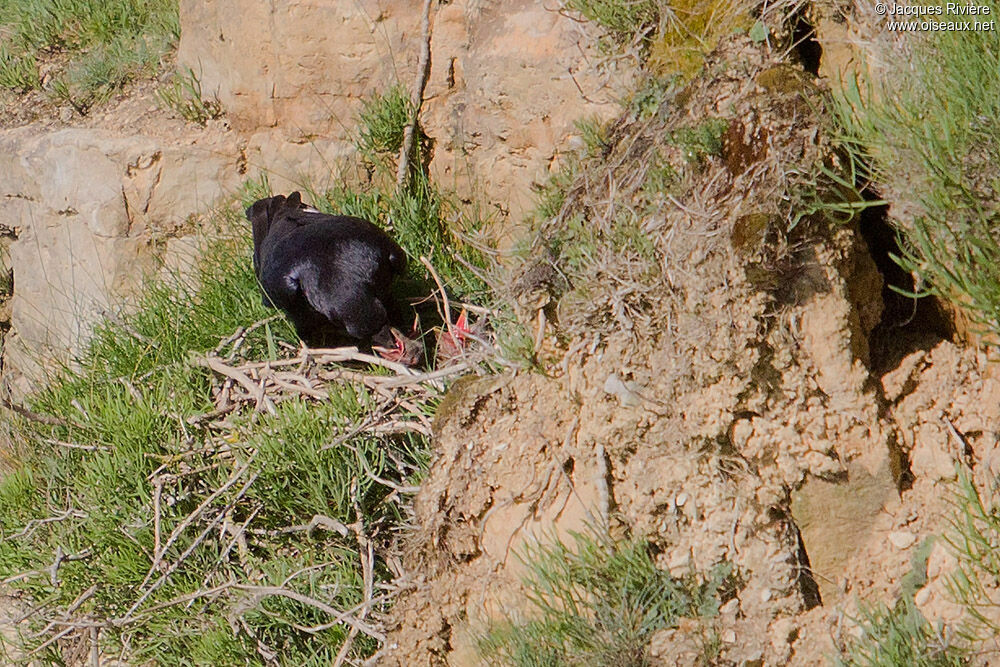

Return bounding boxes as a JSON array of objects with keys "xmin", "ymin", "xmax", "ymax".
[{"xmin": 246, "ymin": 192, "xmax": 422, "ymax": 365}]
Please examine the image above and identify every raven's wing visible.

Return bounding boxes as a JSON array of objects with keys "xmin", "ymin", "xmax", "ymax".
[
  {"xmin": 294, "ymin": 249, "xmax": 390, "ymax": 340},
  {"xmin": 263, "ymin": 235, "xmax": 388, "ymax": 340}
]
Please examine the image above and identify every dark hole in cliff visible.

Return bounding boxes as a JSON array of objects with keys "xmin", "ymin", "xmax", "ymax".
[
  {"xmin": 860, "ymin": 201, "xmax": 953, "ymax": 374},
  {"xmin": 562, "ymin": 456, "xmax": 575, "ymax": 476},
  {"xmin": 792, "ymin": 13, "xmax": 822, "ymax": 76},
  {"xmin": 888, "ymin": 427, "xmax": 915, "ymax": 493},
  {"xmin": 793, "ymin": 523, "xmax": 823, "ymax": 609}
]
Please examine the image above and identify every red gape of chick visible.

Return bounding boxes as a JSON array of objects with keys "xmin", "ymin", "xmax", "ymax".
[
  {"xmin": 372, "ymin": 314, "xmax": 424, "ymax": 367},
  {"xmin": 435, "ymin": 308, "xmax": 476, "ymax": 366}
]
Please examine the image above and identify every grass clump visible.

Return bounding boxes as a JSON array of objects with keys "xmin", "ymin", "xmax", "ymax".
[
  {"xmin": 831, "ymin": 0, "xmax": 1000, "ymax": 338},
  {"xmin": 0, "ymin": 45, "xmax": 39, "ymax": 92},
  {"xmin": 478, "ymin": 531, "xmax": 735, "ymax": 666},
  {"xmin": 669, "ymin": 117, "xmax": 728, "ymax": 164},
  {"xmin": 563, "ymin": 0, "xmax": 660, "ymax": 46},
  {"xmin": 0, "ymin": 0, "xmax": 178, "ymax": 110},
  {"xmin": 835, "ymin": 600, "xmax": 966, "ymax": 667},
  {"xmin": 648, "ymin": 0, "xmax": 753, "ymax": 78},
  {"xmin": 0, "ymin": 204, "xmax": 431, "ymax": 663},
  {"xmin": 357, "ymin": 84, "xmax": 413, "ymax": 157},
  {"xmin": 940, "ymin": 472, "xmax": 1000, "ymax": 641},
  {"xmin": 156, "ymin": 66, "xmax": 223, "ymax": 125}
]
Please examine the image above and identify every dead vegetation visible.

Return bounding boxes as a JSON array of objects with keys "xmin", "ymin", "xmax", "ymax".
[{"xmin": 510, "ymin": 27, "xmax": 858, "ymax": 353}]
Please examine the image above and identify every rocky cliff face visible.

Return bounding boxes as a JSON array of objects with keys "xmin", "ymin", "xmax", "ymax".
[
  {"xmin": 0, "ymin": 119, "xmax": 241, "ymax": 393},
  {"xmin": 378, "ymin": 28, "xmax": 1000, "ymax": 666},
  {"xmin": 178, "ymin": 0, "xmax": 626, "ymax": 220}
]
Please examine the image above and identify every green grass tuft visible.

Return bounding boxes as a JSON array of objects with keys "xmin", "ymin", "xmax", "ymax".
[
  {"xmin": 357, "ymin": 84, "xmax": 413, "ymax": 157},
  {"xmin": 938, "ymin": 471, "xmax": 1000, "ymax": 643},
  {"xmin": 478, "ymin": 531, "xmax": 735, "ymax": 666},
  {"xmin": 574, "ymin": 115, "xmax": 611, "ymax": 156},
  {"xmin": 0, "ymin": 46, "xmax": 39, "ymax": 92},
  {"xmin": 563, "ymin": 0, "xmax": 660, "ymax": 45},
  {"xmin": 156, "ymin": 66, "xmax": 223, "ymax": 125},
  {"xmin": 669, "ymin": 117, "xmax": 728, "ymax": 164},
  {"xmin": 0, "ymin": 0, "xmax": 179, "ymax": 109},
  {"xmin": 831, "ymin": 0, "xmax": 1000, "ymax": 337},
  {"xmin": 835, "ymin": 599, "xmax": 966, "ymax": 667}
]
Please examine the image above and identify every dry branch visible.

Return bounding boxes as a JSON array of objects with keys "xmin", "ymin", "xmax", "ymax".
[
  {"xmin": 1, "ymin": 398, "xmax": 73, "ymax": 427},
  {"xmin": 395, "ymin": 0, "xmax": 435, "ymax": 192},
  {"xmin": 143, "ymin": 460, "xmax": 255, "ymax": 590},
  {"xmin": 121, "ymin": 472, "xmax": 258, "ymax": 624},
  {"xmin": 253, "ymin": 514, "xmax": 351, "ymax": 538},
  {"xmin": 199, "ymin": 356, "xmax": 276, "ymax": 414},
  {"xmin": 232, "ymin": 585, "xmax": 385, "ymax": 642}
]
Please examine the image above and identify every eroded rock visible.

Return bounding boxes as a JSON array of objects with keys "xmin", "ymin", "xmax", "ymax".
[
  {"xmin": 385, "ymin": 36, "xmax": 893, "ymax": 665},
  {"xmin": 0, "ymin": 125, "xmax": 240, "ymax": 392}
]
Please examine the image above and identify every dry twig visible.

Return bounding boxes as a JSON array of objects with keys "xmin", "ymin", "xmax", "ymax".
[
  {"xmin": 232, "ymin": 584, "xmax": 385, "ymax": 641},
  {"xmin": 395, "ymin": 0, "xmax": 435, "ymax": 192}
]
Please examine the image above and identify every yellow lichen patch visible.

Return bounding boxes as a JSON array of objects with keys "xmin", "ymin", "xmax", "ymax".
[
  {"xmin": 648, "ymin": 0, "xmax": 753, "ymax": 79},
  {"xmin": 730, "ymin": 212, "xmax": 773, "ymax": 255},
  {"xmin": 756, "ymin": 64, "xmax": 817, "ymax": 95}
]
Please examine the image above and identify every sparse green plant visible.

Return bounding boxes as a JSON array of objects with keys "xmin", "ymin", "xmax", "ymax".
[
  {"xmin": 531, "ymin": 166, "xmax": 578, "ymax": 223},
  {"xmin": 669, "ymin": 117, "xmax": 729, "ymax": 164},
  {"xmin": 627, "ymin": 75, "xmax": 674, "ymax": 121},
  {"xmin": 0, "ymin": 0, "xmax": 178, "ymax": 109},
  {"xmin": 357, "ymin": 84, "xmax": 413, "ymax": 157},
  {"xmin": 941, "ymin": 471, "xmax": 1000, "ymax": 642},
  {"xmin": 562, "ymin": 0, "xmax": 660, "ymax": 45},
  {"xmin": 477, "ymin": 531, "xmax": 736, "ymax": 667},
  {"xmin": 156, "ymin": 67, "xmax": 223, "ymax": 125},
  {"xmin": 238, "ymin": 172, "xmax": 274, "ymax": 210},
  {"xmin": 492, "ymin": 311, "xmax": 538, "ymax": 368},
  {"xmin": 831, "ymin": 0, "xmax": 1000, "ymax": 337},
  {"xmin": 575, "ymin": 115, "xmax": 611, "ymax": 156},
  {"xmin": 0, "ymin": 267, "xmax": 12, "ymax": 299},
  {"xmin": 512, "ymin": 99, "xmax": 686, "ymax": 345},
  {"xmin": 835, "ymin": 599, "xmax": 966, "ymax": 667},
  {"xmin": 640, "ymin": 154, "xmax": 678, "ymax": 201},
  {"xmin": 899, "ymin": 537, "xmax": 936, "ymax": 602},
  {"xmin": 787, "ymin": 159, "xmax": 881, "ymax": 231}
]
